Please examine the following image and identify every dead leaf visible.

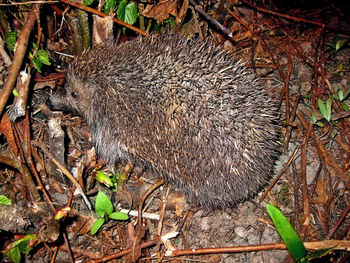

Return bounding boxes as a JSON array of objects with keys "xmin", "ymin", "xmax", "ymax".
[
  {"xmin": 315, "ymin": 179, "xmax": 328, "ymax": 203},
  {"xmin": 0, "ymin": 113, "xmax": 18, "ymax": 155},
  {"xmin": 142, "ymin": 0, "xmax": 178, "ymax": 24}
]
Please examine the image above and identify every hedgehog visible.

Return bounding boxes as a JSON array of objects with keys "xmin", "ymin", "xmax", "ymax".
[{"xmin": 49, "ymin": 34, "xmax": 280, "ymax": 209}]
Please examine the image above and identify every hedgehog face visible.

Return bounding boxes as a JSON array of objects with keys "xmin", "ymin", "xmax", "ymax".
[{"xmin": 49, "ymin": 73, "xmax": 95, "ymax": 120}]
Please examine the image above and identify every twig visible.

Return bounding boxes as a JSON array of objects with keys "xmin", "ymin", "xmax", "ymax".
[
  {"xmin": 300, "ymin": 122, "xmax": 312, "ymax": 240},
  {"xmin": 189, "ymin": 0, "xmax": 233, "ymax": 37},
  {"xmin": 0, "ymin": 4, "xmax": 40, "ymax": 117},
  {"xmin": 170, "ymin": 240, "xmax": 350, "ymax": 256},
  {"xmin": 241, "ymin": 0, "xmax": 350, "ymax": 35},
  {"xmin": 138, "ymin": 178, "xmax": 164, "ymax": 227},
  {"xmin": 59, "ymin": 0, "xmax": 147, "ymax": 36},
  {"xmin": 32, "ymin": 141, "xmax": 92, "ymax": 211},
  {"xmin": 86, "ymin": 235, "xmax": 161, "ymax": 263},
  {"xmin": 258, "ymin": 147, "xmax": 299, "ymax": 205}
]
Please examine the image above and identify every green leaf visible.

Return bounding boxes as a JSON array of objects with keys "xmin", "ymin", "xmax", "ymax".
[
  {"xmin": 96, "ymin": 170, "xmax": 113, "ymax": 187},
  {"xmin": 109, "ymin": 211, "xmax": 129, "ymax": 220},
  {"xmin": 6, "ymin": 246, "xmax": 21, "ymax": 263},
  {"xmin": 17, "ymin": 239, "xmax": 29, "ymax": 254},
  {"xmin": 95, "ymin": 191, "xmax": 113, "ymax": 217},
  {"xmin": 344, "ymin": 88, "xmax": 350, "ymax": 100},
  {"xmin": 5, "ymin": 31, "xmax": 18, "ymax": 51},
  {"xmin": 91, "ymin": 217, "xmax": 105, "ymax": 235},
  {"xmin": 335, "ymin": 39, "xmax": 348, "ymax": 51},
  {"xmin": 12, "ymin": 88, "xmax": 19, "ymax": 97},
  {"xmin": 326, "ymin": 98, "xmax": 332, "ymax": 120},
  {"xmin": 117, "ymin": 0, "xmax": 127, "ymax": 21},
  {"xmin": 83, "ymin": 0, "xmax": 95, "ymax": 6},
  {"xmin": 266, "ymin": 204, "xmax": 307, "ymax": 260},
  {"xmin": 0, "ymin": 195, "xmax": 12, "ymax": 205},
  {"xmin": 104, "ymin": 0, "xmax": 117, "ymax": 14},
  {"xmin": 32, "ymin": 57, "xmax": 43, "ymax": 73},
  {"xmin": 341, "ymin": 102, "xmax": 348, "ymax": 111},
  {"xmin": 338, "ymin": 90, "xmax": 344, "ymax": 101},
  {"xmin": 36, "ymin": 49, "xmax": 51, "ymax": 66},
  {"xmin": 124, "ymin": 2, "xmax": 138, "ymax": 25},
  {"xmin": 305, "ymin": 246, "xmax": 336, "ymax": 260},
  {"xmin": 310, "ymin": 113, "xmax": 317, "ymax": 124},
  {"xmin": 318, "ymin": 99, "xmax": 331, "ymax": 122}
]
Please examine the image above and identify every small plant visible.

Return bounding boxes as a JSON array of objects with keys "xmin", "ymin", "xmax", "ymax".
[
  {"xmin": 5, "ymin": 32, "xmax": 51, "ymax": 73},
  {"xmin": 333, "ymin": 87, "xmax": 350, "ymax": 111},
  {"xmin": 83, "ymin": 0, "xmax": 138, "ymax": 26},
  {"xmin": 5, "ymin": 31, "xmax": 18, "ymax": 51},
  {"xmin": 0, "ymin": 195, "xmax": 12, "ymax": 205},
  {"xmin": 29, "ymin": 42, "xmax": 51, "ymax": 73},
  {"xmin": 3, "ymin": 234, "xmax": 40, "ymax": 263},
  {"xmin": 266, "ymin": 204, "xmax": 334, "ymax": 262},
  {"xmin": 327, "ymin": 38, "xmax": 348, "ymax": 52},
  {"xmin": 318, "ymin": 98, "xmax": 332, "ymax": 122},
  {"xmin": 91, "ymin": 191, "xmax": 129, "ymax": 235},
  {"xmin": 95, "ymin": 170, "xmax": 119, "ymax": 192}
]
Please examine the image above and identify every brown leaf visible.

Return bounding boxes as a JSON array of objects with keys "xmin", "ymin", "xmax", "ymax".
[
  {"xmin": 0, "ymin": 113, "xmax": 18, "ymax": 155},
  {"xmin": 142, "ymin": 0, "xmax": 178, "ymax": 24},
  {"xmin": 315, "ymin": 179, "xmax": 328, "ymax": 203},
  {"xmin": 122, "ymin": 223, "xmax": 147, "ymax": 262}
]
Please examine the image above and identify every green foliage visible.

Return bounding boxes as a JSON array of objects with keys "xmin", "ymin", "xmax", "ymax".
[
  {"xmin": 267, "ymin": 204, "xmax": 336, "ymax": 262},
  {"xmin": 29, "ymin": 43, "xmax": 51, "ymax": 73},
  {"xmin": 266, "ymin": 204, "xmax": 307, "ymax": 261},
  {"xmin": 95, "ymin": 170, "xmax": 119, "ymax": 192},
  {"xmin": 5, "ymin": 31, "xmax": 18, "ymax": 51},
  {"xmin": 91, "ymin": 218, "xmax": 105, "ymax": 235},
  {"xmin": 303, "ymin": 246, "xmax": 336, "ymax": 261},
  {"xmin": 95, "ymin": 191, "xmax": 113, "ymax": 217},
  {"xmin": 96, "ymin": 170, "xmax": 114, "ymax": 187},
  {"xmin": 332, "ymin": 87, "xmax": 350, "ymax": 111},
  {"xmin": 5, "ymin": 234, "xmax": 39, "ymax": 263},
  {"xmin": 310, "ymin": 112, "xmax": 322, "ymax": 126},
  {"xmin": 83, "ymin": 0, "xmax": 95, "ymax": 6},
  {"xmin": 12, "ymin": 88, "xmax": 19, "ymax": 97},
  {"xmin": 104, "ymin": 0, "xmax": 117, "ymax": 14},
  {"xmin": 318, "ymin": 98, "xmax": 332, "ymax": 122},
  {"xmin": 0, "ymin": 195, "xmax": 12, "ymax": 205},
  {"xmin": 327, "ymin": 38, "xmax": 348, "ymax": 51},
  {"xmin": 117, "ymin": 0, "xmax": 138, "ymax": 33},
  {"xmin": 333, "ymin": 88, "xmax": 350, "ymax": 102},
  {"xmin": 91, "ymin": 191, "xmax": 129, "ymax": 235}
]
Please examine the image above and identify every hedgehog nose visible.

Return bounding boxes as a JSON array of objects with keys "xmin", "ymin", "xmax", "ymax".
[{"xmin": 46, "ymin": 98, "xmax": 54, "ymax": 110}]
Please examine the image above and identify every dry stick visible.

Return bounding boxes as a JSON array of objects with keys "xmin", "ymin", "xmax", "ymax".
[
  {"xmin": 137, "ymin": 178, "xmax": 165, "ymax": 227},
  {"xmin": 258, "ymin": 147, "xmax": 298, "ymax": 205},
  {"xmin": 312, "ymin": 28, "xmax": 323, "ymax": 109},
  {"xmin": 58, "ymin": 243, "xmax": 101, "ymax": 260},
  {"xmin": 86, "ymin": 236, "xmax": 161, "ymax": 263},
  {"xmin": 0, "ymin": 4, "xmax": 40, "ymax": 117},
  {"xmin": 241, "ymin": 0, "xmax": 350, "ymax": 35},
  {"xmin": 0, "ymin": 154, "xmax": 41, "ymax": 202},
  {"xmin": 284, "ymin": 59, "xmax": 293, "ymax": 126},
  {"xmin": 25, "ymin": 109, "xmax": 57, "ymax": 212},
  {"xmin": 189, "ymin": 0, "xmax": 233, "ymax": 37},
  {"xmin": 63, "ymin": 231, "xmax": 75, "ymax": 263},
  {"xmin": 59, "ymin": 0, "xmax": 147, "ymax": 36},
  {"xmin": 86, "ymin": 239, "xmax": 350, "ymax": 262},
  {"xmin": 226, "ymin": 7, "xmax": 285, "ymax": 82},
  {"xmin": 326, "ymin": 203, "xmax": 350, "ymax": 239},
  {"xmin": 170, "ymin": 240, "xmax": 350, "ymax": 257},
  {"xmin": 282, "ymin": 95, "xmax": 301, "ymax": 149},
  {"xmin": 300, "ymin": 122, "xmax": 312, "ymax": 240},
  {"xmin": 32, "ymin": 141, "xmax": 92, "ymax": 211},
  {"xmin": 297, "ymin": 112, "xmax": 343, "ymax": 174}
]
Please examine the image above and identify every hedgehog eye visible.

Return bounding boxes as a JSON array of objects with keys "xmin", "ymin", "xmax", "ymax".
[{"xmin": 71, "ymin": 91, "xmax": 78, "ymax": 98}]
